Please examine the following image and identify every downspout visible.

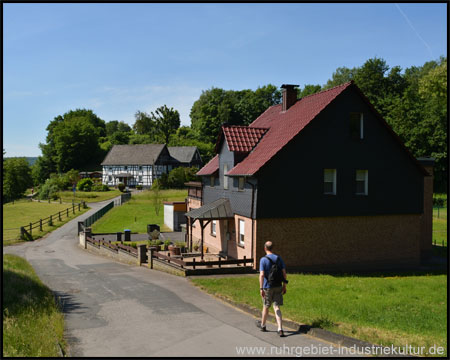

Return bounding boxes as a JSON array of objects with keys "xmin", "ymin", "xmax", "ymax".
[{"xmin": 246, "ymin": 178, "xmax": 256, "ymax": 268}]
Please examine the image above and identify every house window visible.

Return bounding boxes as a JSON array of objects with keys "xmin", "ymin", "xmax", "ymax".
[
  {"xmin": 356, "ymin": 170, "xmax": 368, "ymax": 195},
  {"xmin": 350, "ymin": 113, "xmax": 363, "ymax": 139},
  {"xmin": 324, "ymin": 169, "xmax": 337, "ymax": 195},
  {"xmin": 124, "ymin": 166, "xmax": 128, "ymax": 171},
  {"xmin": 238, "ymin": 219, "xmax": 245, "ymax": 246},
  {"xmin": 108, "ymin": 176, "xmax": 112, "ymax": 182},
  {"xmin": 238, "ymin": 177, "xmax": 244, "ymax": 191},
  {"xmin": 108, "ymin": 167, "xmax": 112, "ymax": 173},
  {"xmin": 223, "ymin": 164, "xmax": 228, "ymax": 190},
  {"xmin": 210, "ymin": 176, "xmax": 214, "ymax": 187},
  {"xmin": 139, "ymin": 176, "xmax": 143, "ymax": 182},
  {"xmin": 139, "ymin": 166, "xmax": 142, "ymax": 171},
  {"xmin": 211, "ymin": 220, "xmax": 216, "ymax": 236}
]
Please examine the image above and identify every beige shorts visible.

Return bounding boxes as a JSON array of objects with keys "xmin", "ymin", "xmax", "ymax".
[{"xmin": 263, "ymin": 286, "xmax": 283, "ymax": 307}]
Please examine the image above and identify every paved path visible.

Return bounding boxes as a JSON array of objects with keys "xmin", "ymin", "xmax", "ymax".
[{"xmin": 4, "ymin": 198, "xmax": 353, "ymax": 357}]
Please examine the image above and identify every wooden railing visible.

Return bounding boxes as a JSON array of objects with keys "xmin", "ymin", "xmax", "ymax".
[
  {"xmin": 20, "ymin": 202, "xmax": 86, "ymax": 240},
  {"xmin": 86, "ymin": 236, "xmax": 137, "ymax": 257},
  {"xmin": 150, "ymin": 249, "xmax": 253, "ymax": 269}
]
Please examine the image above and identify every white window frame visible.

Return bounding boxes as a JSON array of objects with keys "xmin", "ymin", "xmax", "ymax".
[
  {"xmin": 356, "ymin": 170, "xmax": 368, "ymax": 195},
  {"xmin": 223, "ymin": 164, "xmax": 228, "ymax": 190},
  {"xmin": 211, "ymin": 220, "xmax": 216, "ymax": 236},
  {"xmin": 359, "ymin": 113, "xmax": 364, "ymax": 139},
  {"xmin": 238, "ymin": 219, "xmax": 245, "ymax": 246},
  {"xmin": 238, "ymin": 177, "xmax": 245, "ymax": 191},
  {"xmin": 324, "ymin": 169, "xmax": 337, "ymax": 195}
]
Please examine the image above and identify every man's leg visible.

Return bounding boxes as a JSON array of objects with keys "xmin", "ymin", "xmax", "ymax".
[
  {"xmin": 261, "ymin": 305, "xmax": 269, "ymax": 327},
  {"xmin": 273, "ymin": 304, "xmax": 283, "ymax": 331}
]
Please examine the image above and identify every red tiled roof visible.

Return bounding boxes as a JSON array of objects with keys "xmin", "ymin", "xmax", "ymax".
[
  {"xmin": 196, "ymin": 154, "xmax": 219, "ymax": 176},
  {"xmin": 222, "ymin": 125, "xmax": 268, "ymax": 153},
  {"xmin": 227, "ymin": 82, "xmax": 353, "ymax": 176}
]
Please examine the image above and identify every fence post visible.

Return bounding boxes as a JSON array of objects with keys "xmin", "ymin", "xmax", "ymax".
[
  {"xmin": 78, "ymin": 203, "xmax": 80, "ymax": 211},
  {"xmin": 40, "ymin": 219, "xmax": 43, "ymax": 232},
  {"xmin": 218, "ymin": 257, "xmax": 221, "ymax": 268},
  {"xmin": 49, "ymin": 215, "xmax": 53, "ymax": 226},
  {"xmin": 30, "ymin": 222, "xmax": 32, "ymax": 236},
  {"xmin": 67, "ymin": 208, "xmax": 69, "ymax": 217},
  {"xmin": 73, "ymin": 204, "xmax": 75, "ymax": 214},
  {"xmin": 149, "ymin": 248, "xmax": 154, "ymax": 269},
  {"xmin": 59, "ymin": 211, "xmax": 61, "ymax": 221},
  {"xmin": 243, "ymin": 255, "xmax": 246, "ymax": 267},
  {"xmin": 193, "ymin": 257, "xmax": 196, "ymax": 270},
  {"xmin": 21, "ymin": 227, "xmax": 26, "ymax": 240}
]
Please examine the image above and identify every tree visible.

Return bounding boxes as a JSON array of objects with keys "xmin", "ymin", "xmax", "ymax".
[
  {"xmin": 133, "ymin": 111, "xmax": 157, "ymax": 137},
  {"xmin": 190, "ymin": 85, "xmax": 281, "ymax": 143},
  {"xmin": 151, "ymin": 105, "xmax": 180, "ymax": 144},
  {"xmin": 3, "ymin": 157, "xmax": 33, "ymax": 202},
  {"xmin": 298, "ymin": 84, "xmax": 322, "ymax": 98}
]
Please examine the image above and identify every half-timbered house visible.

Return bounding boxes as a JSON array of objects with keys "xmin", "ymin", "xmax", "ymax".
[
  {"xmin": 101, "ymin": 144, "xmax": 202, "ymax": 188},
  {"xmin": 185, "ymin": 82, "xmax": 434, "ymax": 272}
]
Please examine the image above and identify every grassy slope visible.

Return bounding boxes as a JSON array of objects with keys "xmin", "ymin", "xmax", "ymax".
[
  {"xmin": 57, "ymin": 189, "xmax": 122, "ymax": 203},
  {"xmin": 3, "ymin": 254, "xmax": 66, "ymax": 357},
  {"xmin": 3, "ymin": 200, "xmax": 90, "ymax": 245},
  {"xmin": 92, "ymin": 189, "xmax": 187, "ymax": 233},
  {"xmin": 192, "ymin": 272, "xmax": 447, "ymax": 356}
]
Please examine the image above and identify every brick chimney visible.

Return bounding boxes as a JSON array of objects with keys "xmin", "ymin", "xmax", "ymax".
[{"xmin": 281, "ymin": 84, "xmax": 299, "ymax": 112}]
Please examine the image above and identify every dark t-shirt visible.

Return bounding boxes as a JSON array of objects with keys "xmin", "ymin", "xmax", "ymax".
[{"xmin": 259, "ymin": 253, "xmax": 286, "ymax": 289}]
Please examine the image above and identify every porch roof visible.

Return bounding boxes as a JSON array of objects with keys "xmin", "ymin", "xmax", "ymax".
[{"xmin": 185, "ymin": 198, "xmax": 233, "ymax": 220}]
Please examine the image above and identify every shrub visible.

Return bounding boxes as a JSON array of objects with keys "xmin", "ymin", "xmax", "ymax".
[
  {"xmin": 175, "ymin": 241, "xmax": 186, "ymax": 249},
  {"xmin": 136, "ymin": 185, "xmax": 143, "ymax": 190},
  {"xmin": 38, "ymin": 178, "xmax": 60, "ymax": 200},
  {"xmin": 118, "ymin": 182, "xmax": 125, "ymax": 192},
  {"xmin": 77, "ymin": 178, "xmax": 93, "ymax": 192},
  {"xmin": 102, "ymin": 184, "xmax": 110, "ymax": 191},
  {"xmin": 164, "ymin": 240, "xmax": 171, "ymax": 246}
]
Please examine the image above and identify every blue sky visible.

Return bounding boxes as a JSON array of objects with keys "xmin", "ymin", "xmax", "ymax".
[{"xmin": 3, "ymin": 3, "xmax": 447, "ymax": 157}]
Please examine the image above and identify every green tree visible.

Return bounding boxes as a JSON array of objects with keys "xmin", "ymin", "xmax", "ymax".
[
  {"xmin": 298, "ymin": 84, "xmax": 322, "ymax": 98},
  {"xmin": 133, "ymin": 111, "xmax": 157, "ymax": 137},
  {"xmin": 3, "ymin": 158, "xmax": 33, "ymax": 202},
  {"xmin": 151, "ymin": 105, "xmax": 181, "ymax": 144}
]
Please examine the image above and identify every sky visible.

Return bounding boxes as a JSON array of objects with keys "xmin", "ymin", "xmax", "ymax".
[{"xmin": 3, "ymin": 3, "xmax": 447, "ymax": 157}]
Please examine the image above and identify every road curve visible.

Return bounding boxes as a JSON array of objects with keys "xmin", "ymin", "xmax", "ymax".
[{"xmin": 3, "ymin": 198, "xmax": 346, "ymax": 357}]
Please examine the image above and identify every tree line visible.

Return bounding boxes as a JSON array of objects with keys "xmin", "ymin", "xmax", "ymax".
[{"xmin": 3, "ymin": 56, "xmax": 447, "ymax": 202}]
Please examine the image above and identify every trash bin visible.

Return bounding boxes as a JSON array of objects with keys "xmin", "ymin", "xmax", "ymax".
[
  {"xmin": 116, "ymin": 232, "xmax": 122, "ymax": 242},
  {"xmin": 147, "ymin": 224, "xmax": 160, "ymax": 234},
  {"xmin": 124, "ymin": 229, "xmax": 131, "ymax": 242}
]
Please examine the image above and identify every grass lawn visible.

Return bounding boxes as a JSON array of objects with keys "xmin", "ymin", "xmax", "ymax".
[
  {"xmin": 192, "ymin": 272, "xmax": 447, "ymax": 356},
  {"xmin": 3, "ymin": 254, "xmax": 66, "ymax": 357},
  {"xmin": 92, "ymin": 189, "xmax": 187, "ymax": 233},
  {"xmin": 3, "ymin": 199, "xmax": 90, "ymax": 246},
  {"xmin": 57, "ymin": 189, "xmax": 122, "ymax": 203}
]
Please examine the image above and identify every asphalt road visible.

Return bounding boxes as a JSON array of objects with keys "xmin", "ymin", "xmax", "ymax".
[{"xmin": 3, "ymin": 198, "xmax": 352, "ymax": 357}]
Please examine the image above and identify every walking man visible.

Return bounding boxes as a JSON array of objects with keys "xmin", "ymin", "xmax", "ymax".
[{"xmin": 257, "ymin": 241, "xmax": 288, "ymax": 337}]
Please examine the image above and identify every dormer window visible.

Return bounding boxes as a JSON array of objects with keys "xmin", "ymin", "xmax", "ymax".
[{"xmin": 350, "ymin": 113, "xmax": 363, "ymax": 139}]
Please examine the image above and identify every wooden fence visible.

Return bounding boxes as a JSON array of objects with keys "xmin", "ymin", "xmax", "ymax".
[
  {"xmin": 149, "ymin": 248, "xmax": 253, "ymax": 270},
  {"xmin": 19, "ymin": 202, "xmax": 86, "ymax": 241},
  {"xmin": 86, "ymin": 236, "xmax": 138, "ymax": 257}
]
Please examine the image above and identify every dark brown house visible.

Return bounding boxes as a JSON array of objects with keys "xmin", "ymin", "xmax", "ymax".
[{"xmin": 185, "ymin": 81, "xmax": 434, "ymax": 272}]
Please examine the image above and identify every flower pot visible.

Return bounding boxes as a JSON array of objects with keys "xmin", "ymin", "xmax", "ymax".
[{"xmin": 168, "ymin": 245, "xmax": 180, "ymax": 256}]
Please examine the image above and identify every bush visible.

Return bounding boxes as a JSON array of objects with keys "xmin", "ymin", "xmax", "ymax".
[
  {"xmin": 102, "ymin": 184, "xmax": 110, "ymax": 191},
  {"xmin": 91, "ymin": 183, "xmax": 110, "ymax": 192},
  {"xmin": 175, "ymin": 241, "xmax": 186, "ymax": 249},
  {"xmin": 136, "ymin": 185, "xmax": 143, "ymax": 190},
  {"xmin": 38, "ymin": 178, "xmax": 60, "ymax": 200},
  {"xmin": 118, "ymin": 182, "xmax": 125, "ymax": 192},
  {"xmin": 164, "ymin": 240, "xmax": 171, "ymax": 246},
  {"xmin": 166, "ymin": 166, "xmax": 200, "ymax": 188},
  {"xmin": 77, "ymin": 178, "xmax": 93, "ymax": 192}
]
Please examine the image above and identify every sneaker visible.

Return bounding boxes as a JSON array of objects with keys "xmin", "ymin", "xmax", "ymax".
[
  {"xmin": 256, "ymin": 320, "xmax": 267, "ymax": 332},
  {"xmin": 278, "ymin": 330, "xmax": 285, "ymax": 337}
]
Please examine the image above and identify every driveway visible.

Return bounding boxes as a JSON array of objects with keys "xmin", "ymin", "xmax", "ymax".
[{"xmin": 3, "ymin": 198, "xmax": 351, "ymax": 357}]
